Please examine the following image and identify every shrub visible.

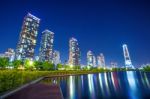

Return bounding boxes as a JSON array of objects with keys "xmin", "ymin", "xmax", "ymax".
[{"xmin": 0, "ymin": 57, "xmax": 9, "ymax": 69}]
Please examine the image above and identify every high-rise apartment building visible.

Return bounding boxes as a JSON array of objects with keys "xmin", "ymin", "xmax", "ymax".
[
  {"xmin": 97, "ymin": 53, "xmax": 105, "ymax": 68},
  {"xmin": 15, "ymin": 13, "xmax": 40, "ymax": 61},
  {"xmin": 0, "ymin": 48, "xmax": 15, "ymax": 62},
  {"xmin": 53, "ymin": 50, "xmax": 61, "ymax": 65},
  {"xmin": 68, "ymin": 37, "xmax": 80, "ymax": 66},
  {"xmin": 5, "ymin": 48, "xmax": 15, "ymax": 62},
  {"xmin": 87, "ymin": 50, "xmax": 96, "ymax": 67},
  {"xmin": 123, "ymin": 44, "xmax": 134, "ymax": 68},
  {"xmin": 39, "ymin": 30, "xmax": 54, "ymax": 62},
  {"xmin": 111, "ymin": 62, "xmax": 117, "ymax": 68}
]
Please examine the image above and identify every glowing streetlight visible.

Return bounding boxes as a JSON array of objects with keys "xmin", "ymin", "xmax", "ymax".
[
  {"xmin": 29, "ymin": 60, "xmax": 33, "ymax": 66},
  {"xmin": 87, "ymin": 66, "xmax": 91, "ymax": 70}
]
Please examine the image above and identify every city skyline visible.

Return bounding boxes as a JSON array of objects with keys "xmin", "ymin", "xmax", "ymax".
[{"xmin": 0, "ymin": 0, "xmax": 150, "ymax": 67}]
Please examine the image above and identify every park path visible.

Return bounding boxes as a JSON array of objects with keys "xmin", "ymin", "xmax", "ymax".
[{"xmin": 5, "ymin": 83, "xmax": 63, "ymax": 99}]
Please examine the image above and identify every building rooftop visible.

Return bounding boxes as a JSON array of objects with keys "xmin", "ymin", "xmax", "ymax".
[
  {"xmin": 27, "ymin": 13, "xmax": 40, "ymax": 22},
  {"xmin": 70, "ymin": 37, "xmax": 77, "ymax": 41},
  {"xmin": 42, "ymin": 29, "xmax": 54, "ymax": 34}
]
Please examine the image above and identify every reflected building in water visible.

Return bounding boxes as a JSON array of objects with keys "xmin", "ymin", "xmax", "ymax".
[
  {"xmin": 43, "ymin": 71, "xmax": 150, "ymax": 99},
  {"xmin": 126, "ymin": 71, "xmax": 140, "ymax": 99},
  {"xmin": 68, "ymin": 76, "xmax": 75, "ymax": 99},
  {"xmin": 111, "ymin": 72, "xmax": 121, "ymax": 93},
  {"xmin": 87, "ymin": 74, "xmax": 96, "ymax": 99}
]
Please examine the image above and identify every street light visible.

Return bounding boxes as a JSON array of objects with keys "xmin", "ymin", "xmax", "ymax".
[{"xmin": 29, "ymin": 60, "xmax": 33, "ymax": 66}]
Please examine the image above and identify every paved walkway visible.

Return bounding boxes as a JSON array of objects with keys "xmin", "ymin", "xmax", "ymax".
[{"xmin": 6, "ymin": 83, "xmax": 63, "ymax": 99}]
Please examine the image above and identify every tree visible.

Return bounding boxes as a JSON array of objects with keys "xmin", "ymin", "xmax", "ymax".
[
  {"xmin": 74, "ymin": 65, "xmax": 81, "ymax": 70},
  {"xmin": 43, "ymin": 61, "xmax": 54, "ymax": 70},
  {"xmin": 143, "ymin": 65, "xmax": 150, "ymax": 71},
  {"xmin": 0, "ymin": 57, "xmax": 9, "ymax": 69},
  {"xmin": 64, "ymin": 65, "xmax": 71, "ymax": 70},
  {"xmin": 24, "ymin": 59, "xmax": 35, "ymax": 70},
  {"xmin": 34, "ymin": 61, "xmax": 43, "ymax": 70},
  {"xmin": 12, "ymin": 60, "xmax": 22, "ymax": 69},
  {"xmin": 56, "ymin": 64, "xmax": 63, "ymax": 69}
]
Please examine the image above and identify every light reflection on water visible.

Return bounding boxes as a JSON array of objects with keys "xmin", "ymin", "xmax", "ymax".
[
  {"xmin": 87, "ymin": 74, "xmax": 95, "ymax": 99},
  {"xmin": 41, "ymin": 71, "xmax": 150, "ymax": 99},
  {"xmin": 111, "ymin": 72, "xmax": 121, "ymax": 94},
  {"xmin": 104, "ymin": 73, "xmax": 111, "ymax": 97},
  {"xmin": 69, "ymin": 76, "xmax": 75, "ymax": 99},
  {"xmin": 98, "ymin": 73, "xmax": 105, "ymax": 97},
  {"xmin": 126, "ymin": 71, "xmax": 140, "ymax": 99},
  {"xmin": 144, "ymin": 73, "xmax": 150, "ymax": 89}
]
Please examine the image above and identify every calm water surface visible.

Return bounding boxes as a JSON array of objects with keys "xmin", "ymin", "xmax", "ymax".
[{"xmin": 41, "ymin": 71, "xmax": 150, "ymax": 99}]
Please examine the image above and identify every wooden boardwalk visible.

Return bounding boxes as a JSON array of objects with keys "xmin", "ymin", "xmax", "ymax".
[{"xmin": 5, "ymin": 83, "xmax": 63, "ymax": 99}]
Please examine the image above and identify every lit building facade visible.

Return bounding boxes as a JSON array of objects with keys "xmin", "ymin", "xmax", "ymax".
[
  {"xmin": 53, "ymin": 50, "xmax": 61, "ymax": 65},
  {"xmin": 0, "ymin": 48, "xmax": 15, "ymax": 62},
  {"xmin": 39, "ymin": 30, "xmax": 54, "ymax": 62},
  {"xmin": 0, "ymin": 54, "xmax": 5, "ymax": 58},
  {"xmin": 87, "ymin": 50, "xmax": 96, "ymax": 67},
  {"xmin": 93, "ymin": 56, "xmax": 96, "ymax": 67},
  {"xmin": 15, "ymin": 13, "xmax": 40, "ymax": 61},
  {"xmin": 5, "ymin": 48, "xmax": 15, "ymax": 62},
  {"xmin": 122, "ymin": 44, "xmax": 134, "ymax": 68},
  {"xmin": 34, "ymin": 56, "xmax": 39, "ymax": 61},
  {"xmin": 97, "ymin": 53, "xmax": 105, "ymax": 68},
  {"xmin": 111, "ymin": 62, "xmax": 117, "ymax": 68},
  {"xmin": 68, "ymin": 37, "xmax": 80, "ymax": 66}
]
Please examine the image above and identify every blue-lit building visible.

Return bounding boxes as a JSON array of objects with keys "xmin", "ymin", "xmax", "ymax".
[
  {"xmin": 87, "ymin": 50, "xmax": 96, "ymax": 67},
  {"xmin": 97, "ymin": 53, "xmax": 105, "ymax": 68},
  {"xmin": 39, "ymin": 30, "xmax": 54, "ymax": 62},
  {"xmin": 53, "ymin": 50, "xmax": 61, "ymax": 65},
  {"xmin": 122, "ymin": 44, "xmax": 134, "ymax": 68}
]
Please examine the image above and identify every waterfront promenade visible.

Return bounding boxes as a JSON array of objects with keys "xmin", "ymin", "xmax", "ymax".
[{"xmin": 6, "ymin": 83, "xmax": 63, "ymax": 99}]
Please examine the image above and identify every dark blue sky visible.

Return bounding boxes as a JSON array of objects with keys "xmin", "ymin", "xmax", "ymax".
[{"xmin": 0, "ymin": 0, "xmax": 150, "ymax": 67}]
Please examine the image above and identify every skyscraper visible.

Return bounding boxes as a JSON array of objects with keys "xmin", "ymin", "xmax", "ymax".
[
  {"xmin": 0, "ymin": 48, "xmax": 15, "ymax": 62},
  {"xmin": 5, "ymin": 48, "xmax": 15, "ymax": 62},
  {"xmin": 122, "ymin": 44, "xmax": 134, "ymax": 68},
  {"xmin": 15, "ymin": 13, "xmax": 40, "ymax": 61},
  {"xmin": 68, "ymin": 37, "xmax": 80, "ymax": 66},
  {"xmin": 39, "ymin": 30, "xmax": 54, "ymax": 62},
  {"xmin": 53, "ymin": 50, "xmax": 61, "ymax": 65},
  {"xmin": 97, "ymin": 53, "xmax": 105, "ymax": 68},
  {"xmin": 111, "ymin": 62, "xmax": 117, "ymax": 68},
  {"xmin": 87, "ymin": 50, "xmax": 96, "ymax": 67},
  {"xmin": 93, "ymin": 56, "xmax": 96, "ymax": 67}
]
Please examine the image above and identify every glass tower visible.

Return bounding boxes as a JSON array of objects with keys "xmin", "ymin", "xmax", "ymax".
[
  {"xmin": 97, "ymin": 53, "xmax": 105, "ymax": 68},
  {"xmin": 53, "ymin": 50, "xmax": 61, "ymax": 65},
  {"xmin": 68, "ymin": 37, "xmax": 80, "ymax": 66},
  {"xmin": 39, "ymin": 30, "xmax": 54, "ymax": 62},
  {"xmin": 87, "ymin": 50, "xmax": 96, "ymax": 67},
  {"xmin": 122, "ymin": 44, "xmax": 134, "ymax": 68},
  {"xmin": 15, "ymin": 13, "xmax": 40, "ymax": 61}
]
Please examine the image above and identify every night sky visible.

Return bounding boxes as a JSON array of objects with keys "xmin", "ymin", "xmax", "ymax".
[{"xmin": 0, "ymin": 0, "xmax": 150, "ymax": 67}]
